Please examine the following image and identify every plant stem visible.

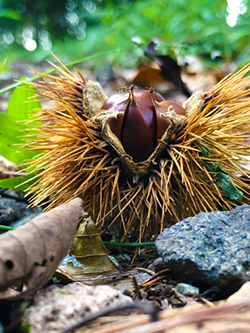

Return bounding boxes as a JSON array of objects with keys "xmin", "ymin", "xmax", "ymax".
[
  {"xmin": 0, "ymin": 225, "xmax": 155, "ymax": 246},
  {"xmin": 0, "ymin": 225, "xmax": 15, "ymax": 231},
  {"xmin": 102, "ymin": 241, "xmax": 155, "ymax": 247}
]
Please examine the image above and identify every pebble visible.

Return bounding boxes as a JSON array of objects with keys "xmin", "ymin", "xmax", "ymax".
[{"xmin": 176, "ymin": 283, "xmax": 199, "ymax": 296}]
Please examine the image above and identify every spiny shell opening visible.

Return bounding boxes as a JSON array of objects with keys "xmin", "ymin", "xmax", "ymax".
[{"xmin": 24, "ymin": 62, "xmax": 250, "ymax": 242}]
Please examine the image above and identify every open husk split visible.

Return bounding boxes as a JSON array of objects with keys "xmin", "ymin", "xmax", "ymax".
[{"xmin": 24, "ymin": 61, "xmax": 250, "ymax": 241}]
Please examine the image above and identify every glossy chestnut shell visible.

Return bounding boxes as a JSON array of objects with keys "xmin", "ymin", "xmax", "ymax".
[{"xmin": 101, "ymin": 88, "xmax": 186, "ymax": 162}]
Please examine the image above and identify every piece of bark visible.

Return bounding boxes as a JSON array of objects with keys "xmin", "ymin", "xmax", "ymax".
[{"xmin": 0, "ymin": 197, "xmax": 84, "ymax": 303}]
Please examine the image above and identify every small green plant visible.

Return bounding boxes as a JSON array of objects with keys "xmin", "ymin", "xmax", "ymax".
[
  {"xmin": 0, "ymin": 85, "xmax": 42, "ymax": 190},
  {"xmin": 21, "ymin": 318, "xmax": 31, "ymax": 333}
]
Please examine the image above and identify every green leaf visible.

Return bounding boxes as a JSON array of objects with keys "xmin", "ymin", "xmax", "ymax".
[
  {"xmin": 215, "ymin": 173, "xmax": 243, "ymax": 201},
  {"xmin": 7, "ymin": 85, "xmax": 35, "ymax": 120},
  {"xmin": 0, "ymin": 86, "xmax": 42, "ymax": 165},
  {"xmin": 197, "ymin": 140, "xmax": 243, "ymax": 201},
  {"xmin": 202, "ymin": 161, "xmax": 243, "ymax": 201},
  {"xmin": 0, "ymin": 174, "xmax": 37, "ymax": 192},
  {"xmin": 196, "ymin": 140, "xmax": 211, "ymax": 157}
]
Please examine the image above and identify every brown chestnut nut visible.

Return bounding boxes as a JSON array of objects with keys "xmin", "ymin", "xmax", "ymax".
[{"xmin": 101, "ymin": 87, "xmax": 186, "ymax": 162}]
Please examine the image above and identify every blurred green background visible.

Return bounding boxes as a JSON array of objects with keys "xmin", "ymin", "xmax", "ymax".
[
  {"xmin": 0, "ymin": 0, "xmax": 250, "ymax": 187},
  {"xmin": 0, "ymin": 0, "xmax": 250, "ymax": 73}
]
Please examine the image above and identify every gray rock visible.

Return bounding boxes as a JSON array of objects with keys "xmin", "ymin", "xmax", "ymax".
[
  {"xmin": 176, "ymin": 283, "xmax": 199, "ymax": 296},
  {"xmin": 10, "ymin": 209, "xmax": 42, "ymax": 228},
  {"xmin": 155, "ymin": 205, "xmax": 250, "ymax": 298},
  {"xmin": 0, "ymin": 196, "xmax": 42, "ymax": 228},
  {"xmin": 0, "ymin": 198, "xmax": 26, "ymax": 224}
]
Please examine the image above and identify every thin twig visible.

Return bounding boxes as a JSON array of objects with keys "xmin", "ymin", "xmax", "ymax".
[{"xmin": 63, "ymin": 302, "xmax": 160, "ymax": 333}]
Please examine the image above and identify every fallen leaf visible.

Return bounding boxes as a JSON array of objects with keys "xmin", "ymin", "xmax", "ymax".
[
  {"xmin": 0, "ymin": 155, "xmax": 20, "ymax": 179},
  {"xmin": 145, "ymin": 41, "xmax": 192, "ymax": 97},
  {"xmin": 133, "ymin": 64, "xmax": 170, "ymax": 86},
  {"xmin": 181, "ymin": 71, "xmax": 218, "ymax": 93},
  {"xmin": 0, "ymin": 197, "xmax": 83, "ymax": 303},
  {"xmin": 56, "ymin": 216, "xmax": 119, "ymax": 282}
]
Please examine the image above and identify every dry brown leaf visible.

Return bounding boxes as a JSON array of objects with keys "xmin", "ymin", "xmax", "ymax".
[
  {"xmin": 56, "ymin": 216, "xmax": 119, "ymax": 283},
  {"xmin": 181, "ymin": 72, "xmax": 218, "ymax": 93},
  {"xmin": 133, "ymin": 64, "xmax": 170, "ymax": 86},
  {"xmin": 0, "ymin": 155, "xmax": 20, "ymax": 179},
  {"xmin": 0, "ymin": 197, "xmax": 83, "ymax": 303}
]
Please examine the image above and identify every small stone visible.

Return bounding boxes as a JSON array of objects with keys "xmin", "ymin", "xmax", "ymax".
[
  {"xmin": 11, "ymin": 209, "xmax": 42, "ymax": 228},
  {"xmin": 155, "ymin": 205, "xmax": 250, "ymax": 298},
  {"xmin": 176, "ymin": 283, "xmax": 199, "ymax": 296},
  {"xmin": 0, "ymin": 198, "xmax": 25, "ymax": 224},
  {"xmin": 148, "ymin": 257, "xmax": 164, "ymax": 271}
]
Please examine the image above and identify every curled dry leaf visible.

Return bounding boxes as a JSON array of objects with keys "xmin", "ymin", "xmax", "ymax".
[
  {"xmin": 0, "ymin": 197, "xmax": 83, "ymax": 303},
  {"xmin": 56, "ymin": 216, "xmax": 119, "ymax": 283}
]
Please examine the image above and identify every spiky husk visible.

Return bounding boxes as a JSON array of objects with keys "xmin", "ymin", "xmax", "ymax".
[{"xmin": 24, "ymin": 62, "xmax": 250, "ymax": 241}]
